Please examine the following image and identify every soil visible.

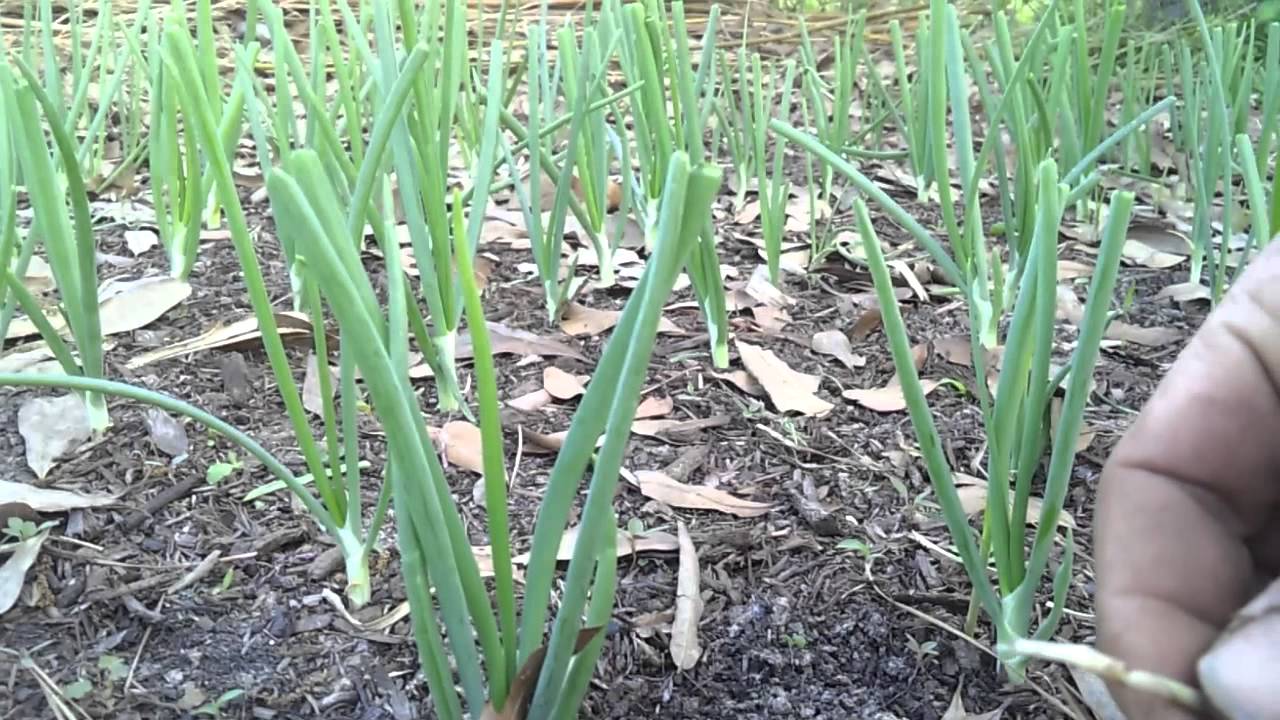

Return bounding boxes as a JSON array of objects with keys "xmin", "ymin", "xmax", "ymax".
[{"xmin": 0, "ymin": 10, "xmax": 1220, "ymax": 720}]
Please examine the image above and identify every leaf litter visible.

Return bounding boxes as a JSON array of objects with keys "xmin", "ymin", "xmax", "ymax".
[
  {"xmin": 629, "ymin": 469, "xmax": 771, "ymax": 518},
  {"xmin": 736, "ymin": 340, "xmax": 833, "ymax": 416},
  {"xmin": 0, "ymin": 529, "xmax": 51, "ymax": 616},
  {"xmin": 670, "ymin": 521, "xmax": 704, "ymax": 670},
  {"xmin": 17, "ymin": 393, "xmax": 94, "ymax": 479}
]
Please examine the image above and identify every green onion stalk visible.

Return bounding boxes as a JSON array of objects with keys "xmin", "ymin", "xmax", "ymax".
[
  {"xmin": 153, "ymin": 10, "xmax": 430, "ymax": 606},
  {"xmin": 1, "ymin": 59, "xmax": 109, "ymax": 433}
]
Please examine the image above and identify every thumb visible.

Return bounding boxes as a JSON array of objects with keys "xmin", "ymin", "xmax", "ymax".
[{"xmin": 1196, "ymin": 575, "xmax": 1280, "ymax": 720}]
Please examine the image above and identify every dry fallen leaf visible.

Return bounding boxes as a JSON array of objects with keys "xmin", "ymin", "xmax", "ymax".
[
  {"xmin": 126, "ymin": 311, "xmax": 315, "ymax": 369},
  {"xmin": 508, "ymin": 388, "xmax": 553, "ymax": 412},
  {"xmin": 631, "ymin": 415, "xmax": 732, "ymax": 439},
  {"xmin": 1056, "ymin": 286, "xmax": 1181, "ymax": 347},
  {"xmin": 1155, "ymin": 281, "xmax": 1212, "ymax": 303},
  {"xmin": 543, "ymin": 366, "xmax": 588, "ymax": 400},
  {"xmin": 850, "ymin": 306, "xmax": 883, "ymax": 340},
  {"xmin": 1123, "ymin": 238, "xmax": 1186, "ymax": 269},
  {"xmin": 469, "ymin": 545, "xmax": 525, "ymax": 582},
  {"xmin": 634, "ymin": 395, "xmax": 674, "ymax": 419},
  {"xmin": 433, "ymin": 421, "xmax": 485, "ymax": 475},
  {"xmin": 124, "ymin": 229, "xmax": 159, "ymax": 255},
  {"xmin": 743, "ymin": 265, "xmax": 795, "ymax": 308},
  {"xmin": 843, "ymin": 379, "xmax": 941, "ymax": 413},
  {"xmin": 954, "ymin": 474, "xmax": 1076, "ymax": 529},
  {"xmin": 811, "ymin": 330, "xmax": 865, "ymax": 370},
  {"xmin": 512, "ymin": 525, "xmax": 680, "ymax": 564},
  {"xmin": 1056, "ymin": 259, "xmax": 1094, "ymax": 280},
  {"xmin": 751, "ymin": 305, "xmax": 792, "ymax": 333},
  {"xmin": 302, "ymin": 352, "xmax": 336, "ymax": 416},
  {"xmin": 18, "ymin": 393, "xmax": 93, "ymax": 479},
  {"xmin": 5, "ymin": 276, "xmax": 191, "ymax": 343},
  {"xmin": 932, "ymin": 335, "xmax": 972, "ymax": 367},
  {"xmin": 458, "ymin": 322, "xmax": 586, "ymax": 362},
  {"xmin": 1050, "ymin": 396, "xmax": 1095, "ymax": 452},
  {"xmin": 559, "ymin": 302, "xmax": 684, "ymax": 337},
  {"xmin": 737, "ymin": 340, "xmax": 833, "ymax": 416},
  {"xmin": 1067, "ymin": 667, "xmax": 1126, "ymax": 720},
  {"xmin": 633, "ymin": 470, "xmax": 772, "ymax": 517},
  {"xmin": 98, "ymin": 276, "xmax": 192, "ymax": 336},
  {"xmin": 711, "ymin": 369, "xmax": 766, "ymax": 397},
  {"xmin": 143, "ymin": 409, "xmax": 189, "ymax": 461},
  {"xmin": 0, "ymin": 530, "xmax": 50, "ymax": 616},
  {"xmin": 0, "ymin": 480, "xmax": 115, "ymax": 512},
  {"xmin": 670, "ymin": 521, "xmax": 704, "ymax": 670}
]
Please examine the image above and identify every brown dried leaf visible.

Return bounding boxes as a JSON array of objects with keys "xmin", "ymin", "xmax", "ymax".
[
  {"xmin": 736, "ymin": 341, "xmax": 833, "ymax": 416},
  {"xmin": 932, "ymin": 335, "xmax": 972, "ymax": 367},
  {"xmin": 1122, "ymin": 239, "xmax": 1186, "ymax": 269},
  {"xmin": 850, "ymin": 307, "xmax": 883, "ymax": 341},
  {"xmin": 635, "ymin": 395, "xmax": 675, "ymax": 419},
  {"xmin": 126, "ymin": 311, "xmax": 315, "ymax": 369},
  {"xmin": 743, "ymin": 265, "xmax": 795, "ymax": 308},
  {"xmin": 143, "ymin": 409, "xmax": 189, "ymax": 460},
  {"xmin": 1056, "ymin": 286, "xmax": 1181, "ymax": 347},
  {"xmin": 1155, "ymin": 281, "xmax": 1212, "ymax": 303},
  {"xmin": 954, "ymin": 474, "xmax": 1076, "ymax": 529},
  {"xmin": 751, "ymin": 305, "xmax": 791, "ymax": 333},
  {"xmin": 18, "ymin": 393, "xmax": 93, "ymax": 479},
  {"xmin": 1050, "ymin": 396, "xmax": 1095, "ymax": 452},
  {"xmin": 843, "ymin": 379, "xmax": 941, "ymax": 413},
  {"xmin": 941, "ymin": 684, "xmax": 1003, "ymax": 720},
  {"xmin": 1057, "ymin": 259, "xmax": 1094, "ymax": 280},
  {"xmin": 0, "ymin": 530, "xmax": 49, "ymax": 616},
  {"xmin": 6, "ymin": 276, "xmax": 192, "ymax": 343},
  {"xmin": 0, "ymin": 480, "xmax": 115, "ymax": 512},
  {"xmin": 459, "ymin": 322, "xmax": 586, "ymax": 361},
  {"xmin": 670, "ymin": 522, "xmax": 704, "ymax": 670},
  {"xmin": 512, "ymin": 525, "xmax": 680, "ymax": 564},
  {"xmin": 508, "ymin": 389, "xmax": 553, "ymax": 412},
  {"xmin": 634, "ymin": 470, "xmax": 772, "ymax": 517},
  {"xmin": 811, "ymin": 330, "xmax": 865, "ymax": 370},
  {"xmin": 1128, "ymin": 222, "xmax": 1193, "ymax": 255},
  {"xmin": 631, "ymin": 415, "xmax": 732, "ymax": 439},
  {"xmin": 559, "ymin": 303, "xmax": 683, "ymax": 337},
  {"xmin": 434, "ymin": 421, "xmax": 485, "ymax": 475},
  {"xmin": 543, "ymin": 366, "xmax": 588, "ymax": 400},
  {"xmin": 302, "ymin": 353, "xmax": 336, "ymax": 416},
  {"xmin": 124, "ymin": 229, "xmax": 158, "ymax": 255},
  {"xmin": 711, "ymin": 369, "xmax": 766, "ymax": 397}
]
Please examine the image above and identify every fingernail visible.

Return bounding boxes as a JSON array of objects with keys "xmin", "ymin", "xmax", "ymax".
[{"xmin": 1196, "ymin": 581, "xmax": 1280, "ymax": 720}]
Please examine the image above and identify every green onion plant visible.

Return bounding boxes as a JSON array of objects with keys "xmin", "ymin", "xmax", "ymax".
[
  {"xmin": 747, "ymin": 54, "xmax": 798, "ymax": 287},
  {"xmin": 0, "ymin": 59, "xmax": 109, "ymax": 433},
  {"xmin": 266, "ymin": 136, "xmax": 721, "ymax": 719},
  {"xmin": 153, "ymin": 8, "xmax": 430, "ymax": 607}
]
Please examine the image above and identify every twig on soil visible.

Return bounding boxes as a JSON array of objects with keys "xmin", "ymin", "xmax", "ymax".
[
  {"xmin": 77, "ymin": 572, "xmax": 182, "ymax": 608},
  {"xmin": 168, "ymin": 550, "xmax": 222, "ymax": 594},
  {"xmin": 121, "ymin": 475, "xmax": 202, "ymax": 531}
]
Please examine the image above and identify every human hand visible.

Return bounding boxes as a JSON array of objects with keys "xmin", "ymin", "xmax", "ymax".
[{"xmin": 1096, "ymin": 241, "xmax": 1280, "ymax": 719}]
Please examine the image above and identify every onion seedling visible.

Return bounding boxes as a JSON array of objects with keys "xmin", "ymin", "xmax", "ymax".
[
  {"xmin": 850, "ymin": 165, "xmax": 1137, "ymax": 681},
  {"xmin": 1, "ymin": 59, "xmax": 109, "ymax": 433},
  {"xmin": 747, "ymin": 54, "xmax": 797, "ymax": 287},
  {"xmin": 157, "ymin": 10, "xmax": 429, "ymax": 606},
  {"xmin": 266, "ymin": 129, "xmax": 721, "ymax": 719}
]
